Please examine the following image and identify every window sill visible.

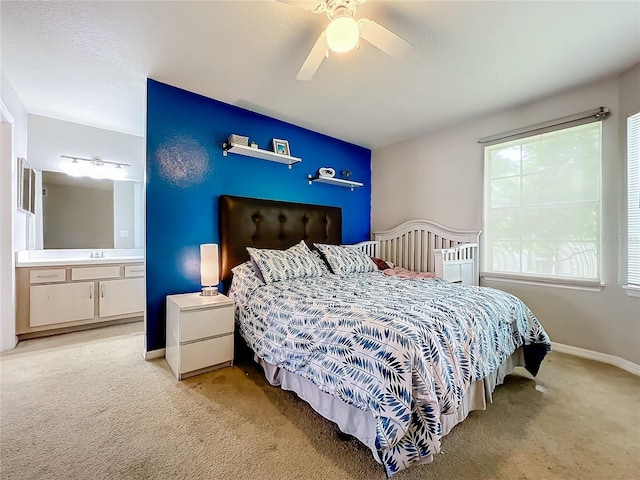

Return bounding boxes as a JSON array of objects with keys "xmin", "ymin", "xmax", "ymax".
[
  {"xmin": 623, "ymin": 285, "xmax": 640, "ymax": 298},
  {"xmin": 481, "ymin": 273, "xmax": 603, "ymax": 292}
]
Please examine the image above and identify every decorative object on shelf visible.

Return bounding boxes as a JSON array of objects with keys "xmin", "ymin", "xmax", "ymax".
[
  {"xmin": 318, "ymin": 167, "xmax": 336, "ymax": 178},
  {"xmin": 228, "ymin": 134, "xmax": 249, "ymax": 146},
  {"xmin": 272, "ymin": 138, "xmax": 290, "ymax": 156},
  {"xmin": 222, "ymin": 141, "xmax": 302, "ymax": 169},
  {"xmin": 250, "ymin": 142, "xmax": 258, "ymax": 149},
  {"xmin": 342, "ymin": 169, "xmax": 352, "ymax": 180},
  {"xmin": 200, "ymin": 243, "xmax": 219, "ymax": 296},
  {"xmin": 308, "ymin": 174, "xmax": 364, "ymax": 191}
]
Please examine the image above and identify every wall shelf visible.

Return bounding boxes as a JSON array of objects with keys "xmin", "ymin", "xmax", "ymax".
[
  {"xmin": 308, "ymin": 175, "xmax": 364, "ymax": 191},
  {"xmin": 222, "ymin": 142, "xmax": 302, "ymax": 169}
]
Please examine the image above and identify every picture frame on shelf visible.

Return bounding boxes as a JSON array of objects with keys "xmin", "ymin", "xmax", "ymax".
[{"xmin": 272, "ymin": 138, "xmax": 290, "ymax": 156}]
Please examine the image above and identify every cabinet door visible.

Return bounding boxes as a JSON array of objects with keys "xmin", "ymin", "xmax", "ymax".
[
  {"xmin": 99, "ymin": 278, "xmax": 145, "ymax": 318},
  {"xmin": 30, "ymin": 282, "xmax": 95, "ymax": 327}
]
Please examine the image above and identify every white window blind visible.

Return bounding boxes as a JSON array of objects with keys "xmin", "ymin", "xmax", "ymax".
[
  {"xmin": 483, "ymin": 122, "xmax": 602, "ymax": 283},
  {"xmin": 627, "ymin": 112, "xmax": 640, "ymax": 287}
]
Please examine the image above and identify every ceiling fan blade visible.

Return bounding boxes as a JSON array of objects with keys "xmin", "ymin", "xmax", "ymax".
[
  {"xmin": 358, "ymin": 18, "xmax": 413, "ymax": 58},
  {"xmin": 296, "ymin": 31, "xmax": 328, "ymax": 81},
  {"xmin": 277, "ymin": 1, "xmax": 326, "ymax": 13}
]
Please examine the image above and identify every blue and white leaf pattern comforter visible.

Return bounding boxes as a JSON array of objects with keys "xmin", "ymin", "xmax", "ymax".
[{"xmin": 230, "ymin": 271, "xmax": 550, "ymax": 476}]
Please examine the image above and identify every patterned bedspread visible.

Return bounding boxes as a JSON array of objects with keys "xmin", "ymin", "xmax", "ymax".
[{"xmin": 230, "ymin": 270, "xmax": 550, "ymax": 476}]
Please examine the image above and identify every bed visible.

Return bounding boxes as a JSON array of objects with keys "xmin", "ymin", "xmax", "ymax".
[{"xmin": 219, "ymin": 195, "xmax": 551, "ymax": 477}]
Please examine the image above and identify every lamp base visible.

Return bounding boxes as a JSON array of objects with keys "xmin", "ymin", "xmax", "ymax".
[{"xmin": 201, "ymin": 286, "xmax": 219, "ymax": 296}]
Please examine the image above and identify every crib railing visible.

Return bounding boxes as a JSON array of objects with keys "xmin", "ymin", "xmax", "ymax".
[{"xmin": 346, "ymin": 220, "xmax": 481, "ymax": 285}]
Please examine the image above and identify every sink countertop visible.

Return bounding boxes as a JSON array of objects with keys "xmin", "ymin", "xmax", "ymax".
[{"xmin": 15, "ymin": 257, "xmax": 144, "ymax": 268}]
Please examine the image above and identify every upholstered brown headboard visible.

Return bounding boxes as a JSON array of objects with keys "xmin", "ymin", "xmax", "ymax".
[{"xmin": 219, "ymin": 195, "xmax": 342, "ymax": 290}]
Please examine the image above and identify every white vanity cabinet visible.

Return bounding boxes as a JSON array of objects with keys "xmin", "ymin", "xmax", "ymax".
[
  {"xmin": 99, "ymin": 278, "xmax": 145, "ymax": 318},
  {"xmin": 30, "ymin": 282, "xmax": 95, "ymax": 327},
  {"xmin": 16, "ymin": 261, "xmax": 145, "ymax": 339}
]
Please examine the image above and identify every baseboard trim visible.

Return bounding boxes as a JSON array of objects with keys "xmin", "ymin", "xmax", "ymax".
[
  {"xmin": 551, "ymin": 342, "xmax": 640, "ymax": 376},
  {"xmin": 144, "ymin": 348, "xmax": 165, "ymax": 360}
]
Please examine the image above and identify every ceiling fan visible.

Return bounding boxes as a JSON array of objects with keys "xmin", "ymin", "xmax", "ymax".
[{"xmin": 284, "ymin": 0, "xmax": 414, "ymax": 81}]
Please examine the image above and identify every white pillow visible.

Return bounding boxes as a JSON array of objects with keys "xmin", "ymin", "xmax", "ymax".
[
  {"xmin": 229, "ymin": 261, "xmax": 265, "ymax": 303},
  {"xmin": 247, "ymin": 240, "xmax": 325, "ymax": 284},
  {"xmin": 314, "ymin": 243, "xmax": 377, "ymax": 275}
]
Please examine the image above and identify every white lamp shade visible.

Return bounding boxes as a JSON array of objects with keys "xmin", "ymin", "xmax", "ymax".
[{"xmin": 200, "ymin": 244, "xmax": 219, "ymax": 287}]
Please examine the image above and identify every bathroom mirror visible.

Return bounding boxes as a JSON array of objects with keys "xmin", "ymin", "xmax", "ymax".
[{"xmin": 41, "ymin": 171, "xmax": 143, "ymax": 249}]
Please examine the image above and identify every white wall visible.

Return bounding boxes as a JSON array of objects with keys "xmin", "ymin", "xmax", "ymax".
[
  {"xmin": 372, "ymin": 66, "xmax": 640, "ymax": 366},
  {"xmin": 0, "ymin": 75, "xmax": 28, "ymax": 351},
  {"xmin": 27, "ymin": 114, "xmax": 144, "ymax": 180}
]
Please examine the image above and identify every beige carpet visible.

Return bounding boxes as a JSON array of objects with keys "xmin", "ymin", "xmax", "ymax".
[{"xmin": 1, "ymin": 324, "xmax": 639, "ymax": 480}]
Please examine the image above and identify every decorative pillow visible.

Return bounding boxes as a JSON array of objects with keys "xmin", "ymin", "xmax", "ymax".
[
  {"xmin": 247, "ymin": 240, "xmax": 325, "ymax": 284},
  {"xmin": 231, "ymin": 261, "xmax": 264, "ymax": 286},
  {"xmin": 228, "ymin": 261, "xmax": 265, "ymax": 303},
  {"xmin": 314, "ymin": 243, "xmax": 377, "ymax": 275}
]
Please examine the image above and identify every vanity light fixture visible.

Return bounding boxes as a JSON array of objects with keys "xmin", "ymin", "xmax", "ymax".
[
  {"xmin": 62, "ymin": 155, "xmax": 130, "ymax": 180},
  {"xmin": 61, "ymin": 155, "xmax": 130, "ymax": 168}
]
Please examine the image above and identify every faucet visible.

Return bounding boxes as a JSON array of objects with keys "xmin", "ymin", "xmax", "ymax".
[{"xmin": 90, "ymin": 250, "xmax": 106, "ymax": 258}]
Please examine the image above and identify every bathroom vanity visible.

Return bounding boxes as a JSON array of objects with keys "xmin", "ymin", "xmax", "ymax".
[{"xmin": 15, "ymin": 250, "xmax": 144, "ymax": 339}]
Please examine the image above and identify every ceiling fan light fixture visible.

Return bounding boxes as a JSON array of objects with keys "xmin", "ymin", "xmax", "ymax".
[{"xmin": 326, "ymin": 16, "xmax": 359, "ymax": 53}]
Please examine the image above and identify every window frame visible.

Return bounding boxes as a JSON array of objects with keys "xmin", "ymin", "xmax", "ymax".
[
  {"xmin": 625, "ymin": 110, "xmax": 640, "ymax": 297},
  {"xmin": 481, "ymin": 119, "xmax": 604, "ymax": 288}
]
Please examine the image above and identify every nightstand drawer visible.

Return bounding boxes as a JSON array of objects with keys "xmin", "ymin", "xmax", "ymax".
[
  {"xmin": 180, "ymin": 306, "xmax": 234, "ymax": 343},
  {"xmin": 180, "ymin": 335, "xmax": 234, "ymax": 374}
]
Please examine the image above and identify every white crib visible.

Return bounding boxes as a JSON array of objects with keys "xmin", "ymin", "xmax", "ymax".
[{"xmin": 347, "ymin": 219, "xmax": 481, "ymax": 286}]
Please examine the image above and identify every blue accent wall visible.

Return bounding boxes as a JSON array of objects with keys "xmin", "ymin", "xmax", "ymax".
[{"xmin": 146, "ymin": 79, "xmax": 371, "ymax": 352}]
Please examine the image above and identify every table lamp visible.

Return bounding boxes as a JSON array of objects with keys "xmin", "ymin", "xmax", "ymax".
[{"xmin": 200, "ymin": 244, "xmax": 219, "ymax": 296}]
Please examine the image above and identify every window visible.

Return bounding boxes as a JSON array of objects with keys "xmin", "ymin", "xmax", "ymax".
[
  {"xmin": 627, "ymin": 112, "xmax": 640, "ymax": 289},
  {"xmin": 483, "ymin": 122, "xmax": 602, "ymax": 284}
]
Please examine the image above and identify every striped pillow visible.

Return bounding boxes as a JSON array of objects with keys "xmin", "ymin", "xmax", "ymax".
[
  {"xmin": 247, "ymin": 240, "xmax": 325, "ymax": 284},
  {"xmin": 314, "ymin": 243, "xmax": 377, "ymax": 275}
]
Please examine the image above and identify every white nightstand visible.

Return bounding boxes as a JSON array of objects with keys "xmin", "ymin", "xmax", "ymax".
[{"xmin": 165, "ymin": 292, "xmax": 235, "ymax": 380}]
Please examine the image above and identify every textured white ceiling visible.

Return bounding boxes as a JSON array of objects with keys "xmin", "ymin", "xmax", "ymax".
[{"xmin": 2, "ymin": 1, "xmax": 639, "ymax": 149}]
